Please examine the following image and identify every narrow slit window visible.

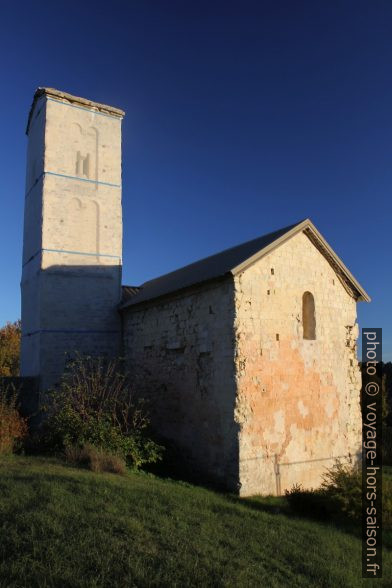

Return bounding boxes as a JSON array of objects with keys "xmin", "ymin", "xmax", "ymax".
[{"xmin": 302, "ymin": 291, "xmax": 316, "ymax": 340}]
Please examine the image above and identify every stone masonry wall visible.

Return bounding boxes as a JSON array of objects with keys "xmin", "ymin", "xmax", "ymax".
[
  {"xmin": 122, "ymin": 279, "xmax": 239, "ymax": 490},
  {"xmin": 234, "ymin": 230, "xmax": 362, "ymax": 496},
  {"xmin": 21, "ymin": 91, "xmax": 123, "ymax": 391}
]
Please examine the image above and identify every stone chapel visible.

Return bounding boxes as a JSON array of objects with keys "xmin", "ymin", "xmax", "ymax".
[{"xmin": 21, "ymin": 88, "xmax": 370, "ymax": 495}]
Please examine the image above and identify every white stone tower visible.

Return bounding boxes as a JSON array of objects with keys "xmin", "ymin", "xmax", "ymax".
[{"xmin": 21, "ymin": 88, "xmax": 124, "ymax": 391}]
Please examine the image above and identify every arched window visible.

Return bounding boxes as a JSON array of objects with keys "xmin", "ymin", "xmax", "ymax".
[{"xmin": 302, "ymin": 292, "xmax": 316, "ymax": 340}]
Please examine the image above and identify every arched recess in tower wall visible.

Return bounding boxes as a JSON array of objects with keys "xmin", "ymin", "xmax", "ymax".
[
  {"xmin": 65, "ymin": 197, "xmax": 100, "ymax": 261},
  {"xmin": 71, "ymin": 123, "xmax": 99, "ymax": 183}
]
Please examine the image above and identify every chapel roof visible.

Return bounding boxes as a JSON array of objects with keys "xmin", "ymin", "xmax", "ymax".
[{"xmin": 120, "ymin": 218, "xmax": 370, "ymax": 309}]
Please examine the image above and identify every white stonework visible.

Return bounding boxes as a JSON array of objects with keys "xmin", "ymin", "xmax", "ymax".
[
  {"xmin": 121, "ymin": 231, "xmax": 364, "ymax": 495},
  {"xmin": 20, "ymin": 88, "xmax": 368, "ymax": 495},
  {"xmin": 122, "ymin": 279, "xmax": 239, "ymax": 490},
  {"xmin": 21, "ymin": 89, "xmax": 124, "ymax": 391},
  {"xmin": 233, "ymin": 231, "xmax": 363, "ymax": 495}
]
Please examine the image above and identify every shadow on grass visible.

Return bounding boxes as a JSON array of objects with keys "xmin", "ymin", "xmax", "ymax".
[
  {"xmin": 151, "ymin": 446, "xmax": 392, "ymax": 551},
  {"xmin": 145, "ymin": 460, "xmax": 372, "ymax": 547},
  {"xmin": 143, "ymin": 441, "xmax": 234, "ymax": 494},
  {"xmin": 229, "ymin": 493, "xmax": 392, "ymax": 550},
  {"xmin": 143, "ymin": 450, "xmax": 392, "ymax": 549},
  {"xmin": 6, "ymin": 454, "xmax": 391, "ymax": 551}
]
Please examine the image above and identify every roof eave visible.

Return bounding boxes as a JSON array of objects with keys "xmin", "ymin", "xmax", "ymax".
[{"xmin": 119, "ymin": 274, "xmax": 231, "ymax": 311}]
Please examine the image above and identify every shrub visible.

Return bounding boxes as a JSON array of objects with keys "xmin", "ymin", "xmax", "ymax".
[
  {"xmin": 286, "ymin": 460, "xmax": 392, "ymax": 528},
  {"xmin": 0, "ymin": 383, "xmax": 27, "ymax": 454},
  {"xmin": 42, "ymin": 354, "xmax": 164, "ymax": 469},
  {"xmin": 65, "ymin": 443, "xmax": 126, "ymax": 474},
  {"xmin": 320, "ymin": 460, "xmax": 362, "ymax": 520},
  {"xmin": 285, "ymin": 460, "xmax": 361, "ymax": 522},
  {"xmin": 284, "ymin": 483, "xmax": 331, "ymax": 520}
]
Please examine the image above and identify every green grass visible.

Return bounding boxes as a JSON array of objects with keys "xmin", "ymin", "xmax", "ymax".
[{"xmin": 0, "ymin": 456, "xmax": 390, "ymax": 587}]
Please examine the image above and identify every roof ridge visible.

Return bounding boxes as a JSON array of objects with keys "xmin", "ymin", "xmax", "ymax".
[
  {"xmin": 120, "ymin": 218, "xmax": 370, "ymax": 309},
  {"xmin": 136, "ymin": 219, "xmax": 305, "ymax": 289}
]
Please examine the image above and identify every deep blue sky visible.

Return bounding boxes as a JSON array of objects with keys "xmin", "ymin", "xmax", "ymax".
[{"xmin": 0, "ymin": 1, "xmax": 390, "ymax": 359}]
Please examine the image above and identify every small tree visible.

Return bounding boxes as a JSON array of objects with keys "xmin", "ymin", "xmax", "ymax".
[
  {"xmin": 0, "ymin": 382, "xmax": 27, "ymax": 454},
  {"xmin": 43, "ymin": 354, "xmax": 164, "ymax": 469},
  {"xmin": 0, "ymin": 320, "xmax": 21, "ymax": 377}
]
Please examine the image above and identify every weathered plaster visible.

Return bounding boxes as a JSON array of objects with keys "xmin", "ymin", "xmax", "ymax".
[{"xmin": 234, "ymin": 230, "xmax": 362, "ymax": 496}]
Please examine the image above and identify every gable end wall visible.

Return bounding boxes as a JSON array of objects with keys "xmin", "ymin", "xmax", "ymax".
[{"xmin": 234, "ymin": 230, "xmax": 362, "ymax": 496}]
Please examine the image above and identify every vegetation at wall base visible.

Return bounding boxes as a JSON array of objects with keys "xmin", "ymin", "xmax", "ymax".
[
  {"xmin": 1, "ymin": 329, "xmax": 391, "ymax": 585},
  {"xmin": 64, "ymin": 442, "xmax": 127, "ymax": 474},
  {"xmin": 40, "ymin": 354, "xmax": 164, "ymax": 469},
  {"xmin": 285, "ymin": 461, "xmax": 392, "ymax": 537}
]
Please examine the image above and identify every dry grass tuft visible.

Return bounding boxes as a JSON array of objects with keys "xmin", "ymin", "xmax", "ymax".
[{"xmin": 65, "ymin": 443, "xmax": 126, "ymax": 475}]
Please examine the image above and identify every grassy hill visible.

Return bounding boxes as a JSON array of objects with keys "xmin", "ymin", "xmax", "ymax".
[{"xmin": 0, "ymin": 456, "xmax": 390, "ymax": 587}]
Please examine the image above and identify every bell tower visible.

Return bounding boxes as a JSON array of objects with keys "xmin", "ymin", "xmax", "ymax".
[{"xmin": 21, "ymin": 88, "xmax": 125, "ymax": 390}]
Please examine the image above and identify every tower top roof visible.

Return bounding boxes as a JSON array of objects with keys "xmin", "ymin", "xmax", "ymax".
[{"xmin": 26, "ymin": 87, "xmax": 125, "ymax": 134}]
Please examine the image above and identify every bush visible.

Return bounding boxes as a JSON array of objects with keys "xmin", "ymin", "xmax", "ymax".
[
  {"xmin": 285, "ymin": 460, "xmax": 361, "ymax": 522},
  {"xmin": 320, "ymin": 460, "xmax": 362, "ymax": 520},
  {"xmin": 0, "ymin": 383, "xmax": 27, "ymax": 454},
  {"xmin": 286, "ymin": 460, "xmax": 392, "ymax": 528},
  {"xmin": 284, "ymin": 483, "xmax": 332, "ymax": 520},
  {"xmin": 65, "ymin": 443, "xmax": 126, "ymax": 474},
  {"xmin": 42, "ymin": 355, "xmax": 164, "ymax": 469}
]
